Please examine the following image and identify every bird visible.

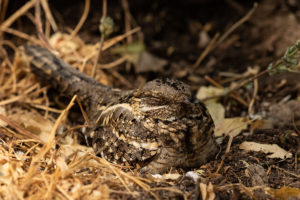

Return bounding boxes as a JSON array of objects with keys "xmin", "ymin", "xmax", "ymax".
[{"xmin": 24, "ymin": 45, "xmax": 217, "ymax": 173}]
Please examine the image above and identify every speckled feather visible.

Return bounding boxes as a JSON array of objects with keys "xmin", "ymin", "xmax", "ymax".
[{"xmin": 24, "ymin": 45, "xmax": 217, "ymax": 173}]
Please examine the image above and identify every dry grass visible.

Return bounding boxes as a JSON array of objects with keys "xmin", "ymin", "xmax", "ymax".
[
  {"xmin": 2, "ymin": 1, "xmax": 299, "ymax": 199},
  {"xmin": 0, "ymin": 50, "xmax": 174, "ymax": 198},
  {"xmin": 0, "ymin": 1, "xmax": 182, "ymax": 199}
]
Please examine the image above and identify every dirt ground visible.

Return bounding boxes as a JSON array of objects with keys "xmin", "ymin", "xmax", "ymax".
[{"xmin": 0, "ymin": 0, "xmax": 300, "ymax": 199}]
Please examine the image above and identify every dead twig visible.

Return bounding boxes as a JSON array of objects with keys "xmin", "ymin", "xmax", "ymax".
[
  {"xmin": 76, "ymin": 97, "xmax": 90, "ymax": 126},
  {"xmin": 2, "ymin": 27, "xmax": 40, "ymax": 43},
  {"xmin": 214, "ymin": 3, "xmax": 258, "ymax": 48},
  {"xmin": 0, "ymin": 114, "xmax": 43, "ymax": 142},
  {"xmin": 121, "ymin": 0, "xmax": 134, "ymax": 71},
  {"xmin": 99, "ymin": 55, "xmax": 127, "ymax": 69},
  {"xmin": 121, "ymin": 0, "xmax": 132, "ymax": 44},
  {"xmin": 0, "ymin": 0, "xmax": 9, "ymax": 24},
  {"xmin": 71, "ymin": 0, "xmax": 90, "ymax": 37},
  {"xmin": 203, "ymin": 38, "xmax": 300, "ymax": 102},
  {"xmin": 214, "ymin": 135, "xmax": 233, "ymax": 175},
  {"xmin": 40, "ymin": 0, "xmax": 58, "ymax": 32},
  {"xmin": 204, "ymin": 75, "xmax": 248, "ymax": 107},
  {"xmin": 269, "ymin": 165, "xmax": 300, "ymax": 179},
  {"xmin": 34, "ymin": 0, "xmax": 52, "ymax": 49},
  {"xmin": 193, "ymin": 3, "xmax": 258, "ymax": 70},
  {"xmin": 102, "ymin": 27, "xmax": 141, "ymax": 51},
  {"xmin": 193, "ymin": 33, "xmax": 219, "ymax": 69},
  {"xmin": 92, "ymin": 0, "xmax": 108, "ymax": 77},
  {"xmin": 0, "ymin": 0, "xmax": 36, "ymax": 32},
  {"xmin": 248, "ymin": 78, "xmax": 258, "ymax": 116}
]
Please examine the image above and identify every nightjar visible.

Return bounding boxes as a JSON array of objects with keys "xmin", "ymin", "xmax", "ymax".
[{"xmin": 24, "ymin": 45, "xmax": 217, "ymax": 173}]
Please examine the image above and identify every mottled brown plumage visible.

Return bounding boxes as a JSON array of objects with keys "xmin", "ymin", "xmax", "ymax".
[{"xmin": 24, "ymin": 45, "xmax": 217, "ymax": 173}]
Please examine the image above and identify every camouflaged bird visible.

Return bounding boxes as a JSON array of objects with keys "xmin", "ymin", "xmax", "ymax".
[{"xmin": 24, "ymin": 45, "xmax": 217, "ymax": 173}]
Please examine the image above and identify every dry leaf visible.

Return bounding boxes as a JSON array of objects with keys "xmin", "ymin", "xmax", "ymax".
[
  {"xmin": 10, "ymin": 111, "xmax": 54, "ymax": 143},
  {"xmin": 215, "ymin": 117, "xmax": 249, "ymax": 137},
  {"xmin": 0, "ymin": 106, "xmax": 7, "ymax": 126},
  {"xmin": 49, "ymin": 32, "xmax": 83, "ymax": 54},
  {"xmin": 162, "ymin": 173, "xmax": 181, "ymax": 180},
  {"xmin": 0, "ymin": 163, "xmax": 10, "ymax": 177},
  {"xmin": 200, "ymin": 182, "xmax": 215, "ymax": 200},
  {"xmin": 249, "ymin": 119, "xmax": 270, "ymax": 132},
  {"xmin": 136, "ymin": 51, "xmax": 168, "ymax": 73},
  {"xmin": 196, "ymin": 86, "xmax": 224, "ymax": 101},
  {"xmin": 55, "ymin": 156, "xmax": 69, "ymax": 174},
  {"xmin": 196, "ymin": 86, "xmax": 225, "ymax": 125},
  {"xmin": 197, "ymin": 86, "xmax": 249, "ymax": 138},
  {"xmin": 266, "ymin": 186, "xmax": 300, "ymax": 200},
  {"xmin": 239, "ymin": 141, "xmax": 292, "ymax": 159},
  {"xmin": 59, "ymin": 143, "xmax": 94, "ymax": 160},
  {"xmin": 206, "ymin": 102, "xmax": 225, "ymax": 125},
  {"xmin": 151, "ymin": 173, "xmax": 181, "ymax": 180}
]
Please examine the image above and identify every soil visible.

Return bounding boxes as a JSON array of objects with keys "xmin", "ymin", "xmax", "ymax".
[{"xmin": 1, "ymin": 0, "xmax": 300, "ymax": 199}]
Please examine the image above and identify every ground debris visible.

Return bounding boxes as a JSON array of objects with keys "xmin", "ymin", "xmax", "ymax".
[{"xmin": 0, "ymin": 0, "xmax": 300, "ymax": 199}]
